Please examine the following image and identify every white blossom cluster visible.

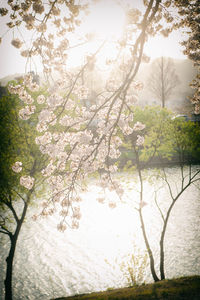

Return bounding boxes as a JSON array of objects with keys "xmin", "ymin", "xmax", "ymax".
[
  {"xmin": 20, "ymin": 175, "xmax": 35, "ymax": 190},
  {"xmin": 12, "ymin": 161, "xmax": 22, "ymax": 173},
  {"xmin": 136, "ymin": 135, "xmax": 145, "ymax": 147},
  {"xmin": 133, "ymin": 121, "xmax": 146, "ymax": 131},
  {"xmin": 12, "ymin": 162, "xmax": 35, "ymax": 190}
]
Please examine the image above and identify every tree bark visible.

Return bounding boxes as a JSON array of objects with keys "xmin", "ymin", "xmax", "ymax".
[
  {"xmin": 5, "ymin": 235, "xmax": 16, "ymax": 300},
  {"xmin": 134, "ymin": 147, "xmax": 160, "ymax": 282},
  {"xmin": 139, "ymin": 209, "xmax": 160, "ymax": 282},
  {"xmin": 4, "ymin": 202, "xmax": 28, "ymax": 300},
  {"xmin": 159, "ymin": 200, "xmax": 175, "ymax": 280}
]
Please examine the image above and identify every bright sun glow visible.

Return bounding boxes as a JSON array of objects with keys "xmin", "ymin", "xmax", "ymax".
[
  {"xmin": 67, "ymin": 0, "xmax": 126, "ymax": 69},
  {"xmin": 85, "ymin": 0, "xmax": 125, "ymax": 40},
  {"xmin": 0, "ymin": 0, "xmax": 187, "ymax": 78}
]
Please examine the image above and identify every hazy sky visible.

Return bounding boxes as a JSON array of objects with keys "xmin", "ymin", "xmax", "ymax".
[{"xmin": 0, "ymin": 0, "xmax": 187, "ymax": 79}]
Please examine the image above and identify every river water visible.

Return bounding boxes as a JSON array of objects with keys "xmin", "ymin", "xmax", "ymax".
[{"xmin": 0, "ymin": 167, "xmax": 200, "ymax": 300}]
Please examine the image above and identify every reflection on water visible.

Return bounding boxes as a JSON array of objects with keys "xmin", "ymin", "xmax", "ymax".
[{"xmin": 0, "ymin": 168, "xmax": 200, "ymax": 300}]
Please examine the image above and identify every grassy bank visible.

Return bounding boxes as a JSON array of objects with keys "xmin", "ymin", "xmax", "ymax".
[{"xmin": 52, "ymin": 276, "xmax": 200, "ymax": 300}]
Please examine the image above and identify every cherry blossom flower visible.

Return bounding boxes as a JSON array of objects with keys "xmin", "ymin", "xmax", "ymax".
[
  {"xmin": 35, "ymin": 132, "xmax": 52, "ymax": 145},
  {"xmin": 36, "ymin": 122, "xmax": 48, "ymax": 132},
  {"xmin": 37, "ymin": 23, "xmax": 47, "ymax": 33},
  {"xmin": 57, "ymin": 222, "xmax": 67, "ymax": 232},
  {"xmin": 97, "ymin": 197, "xmax": 105, "ymax": 204},
  {"xmin": 116, "ymin": 186, "xmax": 124, "ymax": 197},
  {"xmin": 108, "ymin": 201, "xmax": 117, "ymax": 209},
  {"xmin": 12, "ymin": 161, "xmax": 22, "ymax": 173},
  {"xmin": 194, "ymin": 104, "xmax": 200, "ymax": 115},
  {"xmin": 8, "ymin": 84, "xmax": 24, "ymax": 95},
  {"xmin": 109, "ymin": 165, "xmax": 118, "ymax": 173},
  {"xmin": 0, "ymin": 8, "xmax": 8, "ymax": 16},
  {"xmin": 71, "ymin": 220, "xmax": 79, "ymax": 229},
  {"xmin": 20, "ymin": 175, "xmax": 35, "ymax": 190},
  {"xmin": 11, "ymin": 38, "xmax": 23, "ymax": 48},
  {"xmin": 59, "ymin": 209, "xmax": 68, "ymax": 217},
  {"xmin": 21, "ymin": 93, "xmax": 34, "ymax": 105},
  {"xmin": 133, "ymin": 121, "xmax": 146, "ymax": 131},
  {"xmin": 37, "ymin": 95, "xmax": 46, "ymax": 104},
  {"xmin": 112, "ymin": 136, "xmax": 122, "ymax": 146},
  {"xmin": 38, "ymin": 109, "xmax": 56, "ymax": 123},
  {"xmin": 57, "ymin": 161, "xmax": 66, "ymax": 171},
  {"xmin": 23, "ymin": 14, "xmax": 35, "ymax": 29},
  {"xmin": 41, "ymin": 161, "xmax": 56, "ymax": 177},
  {"xmin": 73, "ymin": 207, "xmax": 81, "ymax": 219},
  {"xmin": 73, "ymin": 196, "xmax": 82, "ymax": 202},
  {"xmin": 33, "ymin": 2, "xmax": 44, "ymax": 14},
  {"xmin": 47, "ymin": 175, "xmax": 64, "ymax": 191},
  {"xmin": 61, "ymin": 198, "xmax": 69, "ymax": 207},
  {"xmin": 136, "ymin": 135, "xmax": 145, "ymax": 146},
  {"xmin": 32, "ymin": 214, "xmax": 38, "ymax": 221},
  {"xmin": 47, "ymin": 94, "xmax": 64, "ymax": 107},
  {"xmin": 19, "ymin": 105, "xmax": 36, "ymax": 120}
]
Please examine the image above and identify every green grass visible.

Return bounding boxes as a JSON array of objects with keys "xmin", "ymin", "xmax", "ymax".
[{"xmin": 52, "ymin": 276, "xmax": 200, "ymax": 300}]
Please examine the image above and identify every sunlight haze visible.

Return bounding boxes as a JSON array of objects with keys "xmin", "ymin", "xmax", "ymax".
[{"xmin": 0, "ymin": 0, "xmax": 187, "ymax": 78}]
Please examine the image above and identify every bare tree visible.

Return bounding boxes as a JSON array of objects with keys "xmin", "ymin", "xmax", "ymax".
[{"xmin": 147, "ymin": 57, "xmax": 180, "ymax": 108}]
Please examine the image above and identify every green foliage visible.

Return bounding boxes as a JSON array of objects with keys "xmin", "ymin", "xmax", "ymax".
[
  {"xmin": 135, "ymin": 106, "xmax": 174, "ymax": 162},
  {"xmin": 121, "ymin": 106, "xmax": 200, "ymax": 169},
  {"xmin": 170, "ymin": 118, "xmax": 200, "ymax": 162},
  {"xmin": 0, "ymin": 86, "xmax": 46, "ymax": 207},
  {"xmin": 0, "ymin": 90, "xmax": 20, "ymax": 197}
]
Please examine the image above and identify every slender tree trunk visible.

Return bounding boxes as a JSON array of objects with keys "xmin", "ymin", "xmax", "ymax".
[
  {"xmin": 134, "ymin": 147, "xmax": 160, "ymax": 282},
  {"xmin": 139, "ymin": 209, "xmax": 160, "ymax": 282},
  {"xmin": 159, "ymin": 175, "xmax": 193, "ymax": 280},
  {"xmin": 159, "ymin": 198, "xmax": 177, "ymax": 280},
  {"xmin": 5, "ymin": 235, "xmax": 17, "ymax": 300},
  {"xmin": 4, "ymin": 202, "xmax": 28, "ymax": 300},
  {"xmin": 159, "ymin": 234, "xmax": 165, "ymax": 280}
]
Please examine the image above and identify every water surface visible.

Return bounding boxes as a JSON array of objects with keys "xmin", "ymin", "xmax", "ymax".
[{"xmin": 0, "ymin": 167, "xmax": 200, "ymax": 299}]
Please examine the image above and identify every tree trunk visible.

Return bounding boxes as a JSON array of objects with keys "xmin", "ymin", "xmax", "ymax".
[
  {"xmin": 5, "ymin": 235, "xmax": 17, "ymax": 300},
  {"xmin": 159, "ymin": 236, "xmax": 165, "ymax": 280},
  {"xmin": 4, "ymin": 202, "xmax": 28, "ymax": 300},
  {"xmin": 159, "ymin": 199, "xmax": 176, "ymax": 281},
  {"xmin": 139, "ymin": 209, "xmax": 160, "ymax": 282},
  {"xmin": 134, "ymin": 147, "xmax": 160, "ymax": 282}
]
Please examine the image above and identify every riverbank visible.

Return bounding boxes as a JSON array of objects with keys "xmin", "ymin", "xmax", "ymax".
[{"xmin": 52, "ymin": 276, "xmax": 200, "ymax": 300}]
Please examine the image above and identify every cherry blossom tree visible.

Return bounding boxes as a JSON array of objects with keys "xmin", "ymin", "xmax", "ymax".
[
  {"xmin": 0, "ymin": 0, "xmax": 167, "ymax": 232},
  {"xmin": 0, "ymin": 0, "xmax": 199, "ymax": 299},
  {"xmin": 174, "ymin": 0, "xmax": 200, "ymax": 115},
  {"xmin": 0, "ymin": 2, "xmax": 166, "ymax": 298}
]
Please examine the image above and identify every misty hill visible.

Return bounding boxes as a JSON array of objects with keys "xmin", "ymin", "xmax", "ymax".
[{"xmin": 0, "ymin": 73, "xmax": 24, "ymax": 86}]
